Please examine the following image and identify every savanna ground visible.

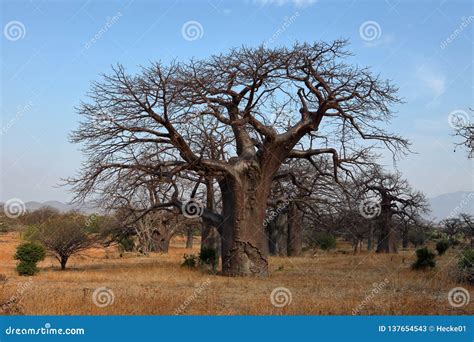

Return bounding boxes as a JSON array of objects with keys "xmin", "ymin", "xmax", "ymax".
[{"xmin": 0, "ymin": 232, "xmax": 472, "ymax": 315}]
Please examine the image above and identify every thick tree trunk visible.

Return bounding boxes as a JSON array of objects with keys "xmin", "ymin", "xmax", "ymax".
[
  {"xmin": 267, "ymin": 220, "xmax": 278, "ymax": 256},
  {"xmin": 287, "ymin": 202, "xmax": 303, "ymax": 257},
  {"xmin": 376, "ymin": 199, "xmax": 397, "ymax": 253},
  {"xmin": 186, "ymin": 228, "xmax": 194, "ymax": 249},
  {"xmin": 150, "ymin": 231, "xmax": 172, "ymax": 253},
  {"xmin": 267, "ymin": 211, "xmax": 288, "ymax": 256},
  {"xmin": 219, "ymin": 171, "xmax": 270, "ymax": 277},
  {"xmin": 367, "ymin": 225, "xmax": 374, "ymax": 251},
  {"xmin": 201, "ymin": 224, "xmax": 219, "ymax": 250},
  {"xmin": 201, "ymin": 178, "xmax": 220, "ymax": 254},
  {"xmin": 401, "ymin": 227, "xmax": 409, "ymax": 249}
]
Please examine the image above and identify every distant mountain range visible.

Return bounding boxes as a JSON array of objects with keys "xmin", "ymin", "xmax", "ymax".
[
  {"xmin": 427, "ymin": 191, "xmax": 474, "ymax": 221},
  {"xmin": 3, "ymin": 191, "xmax": 473, "ymax": 221},
  {"xmin": 23, "ymin": 201, "xmax": 100, "ymax": 215}
]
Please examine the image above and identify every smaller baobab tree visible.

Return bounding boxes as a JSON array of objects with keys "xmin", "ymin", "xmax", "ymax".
[
  {"xmin": 339, "ymin": 190, "xmax": 375, "ymax": 254},
  {"xmin": 460, "ymin": 213, "xmax": 474, "ymax": 247},
  {"xmin": 265, "ymin": 160, "xmax": 312, "ymax": 257},
  {"xmin": 441, "ymin": 217, "xmax": 463, "ymax": 245},
  {"xmin": 359, "ymin": 168, "xmax": 429, "ymax": 253}
]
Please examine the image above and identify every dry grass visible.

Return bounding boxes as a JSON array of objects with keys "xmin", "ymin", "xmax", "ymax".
[{"xmin": 0, "ymin": 232, "xmax": 472, "ymax": 315}]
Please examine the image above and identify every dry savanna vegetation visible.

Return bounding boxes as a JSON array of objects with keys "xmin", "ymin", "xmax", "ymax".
[
  {"xmin": 0, "ymin": 231, "xmax": 472, "ymax": 315},
  {"xmin": 1, "ymin": 41, "xmax": 473, "ymax": 317}
]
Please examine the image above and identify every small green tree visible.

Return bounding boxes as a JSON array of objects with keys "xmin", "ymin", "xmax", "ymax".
[
  {"xmin": 181, "ymin": 254, "xmax": 197, "ymax": 268},
  {"xmin": 14, "ymin": 242, "xmax": 46, "ymax": 276},
  {"xmin": 311, "ymin": 232, "xmax": 337, "ymax": 251},
  {"xmin": 435, "ymin": 240, "xmax": 449, "ymax": 256},
  {"xmin": 199, "ymin": 247, "xmax": 218, "ymax": 272},
  {"xmin": 411, "ymin": 247, "xmax": 436, "ymax": 270},
  {"xmin": 457, "ymin": 248, "xmax": 474, "ymax": 284},
  {"xmin": 118, "ymin": 236, "xmax": 135, "ymax": 253}
]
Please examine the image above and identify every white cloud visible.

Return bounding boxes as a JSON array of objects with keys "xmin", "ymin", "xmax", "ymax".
[
  {"xmin": 416, "ymin": 66, "xmax": 446, "ymax": 97},
  {"xmin": 363, "ymin": 34, "xmax": 394, "ymax": 48}
]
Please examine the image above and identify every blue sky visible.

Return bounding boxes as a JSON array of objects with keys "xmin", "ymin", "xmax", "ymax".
[{"xmin": 0, "ymin": 0, "xmax": 472, "ymax": 203}]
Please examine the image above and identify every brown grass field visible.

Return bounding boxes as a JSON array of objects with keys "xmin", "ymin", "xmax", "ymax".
[{"xmin": 0, "ymin": 232, "xmax": 472, "ymax": 315}]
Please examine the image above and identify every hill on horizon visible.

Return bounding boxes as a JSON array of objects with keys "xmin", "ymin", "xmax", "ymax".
[{"xmin": 2, "ymin": 191, "xmax": 473, "ymax": 221}]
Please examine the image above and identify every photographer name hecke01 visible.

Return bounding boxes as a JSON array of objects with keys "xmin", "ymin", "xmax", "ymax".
[{"xmin": 378, "ymin": 325, "xmax": 467, "ymax": 333}]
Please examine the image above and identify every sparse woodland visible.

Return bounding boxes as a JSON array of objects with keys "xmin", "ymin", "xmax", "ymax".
[{"xmin": 1, "ymin": 41, "xmax": 472, "ymax": 315}]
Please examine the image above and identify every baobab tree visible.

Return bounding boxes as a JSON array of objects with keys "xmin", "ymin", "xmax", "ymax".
[
  {"xmin": 359, "ymin": 169, "xmax": 428, "ymax": 253},
  {"xmin": 265, "ymin": 159, "xmax": 327, "ymax": 257},
  {"xmin": 69, "ymin": 40, "xmax": 409, "ymax": 276},
  {"xmin": 442, "ymin": 217, "xmax": 463, "ymax": 244}
]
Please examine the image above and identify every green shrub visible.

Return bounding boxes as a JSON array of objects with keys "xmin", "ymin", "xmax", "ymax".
[
  {"xmin": 14, "ymin": 242, "xmax": 45, "ymax": 263},
  {"xmin": 118, "ymin": 236, "xmax": 135, "ymax": 253},
  {"xmin": 181, "ymin": 254, "xmax": 197, "ymax": 268},
  {"xmin": 411, "ymin": 247, "xmax": 436, "ymax": 270},
  {"xmin": 435, "ymin": 240, "xmax": 449, "ymax": 256},
  {"xmin": 16, "ymin": 261, "xmax": 39, "ymax": 276},
  {"xmin": 14, "ymin": 242, "xmax": 45, "ymax": 276},
  {"xmin": 457, "ymin": 248, "xmax": 474, "ymax": 284},
  {"xmin": 199, "ymin": 247, "xmax": 218, "ymax": 271},
  {"xmin": 312, "ymin": 232, "xmax": 336, "ymax": 251}
]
